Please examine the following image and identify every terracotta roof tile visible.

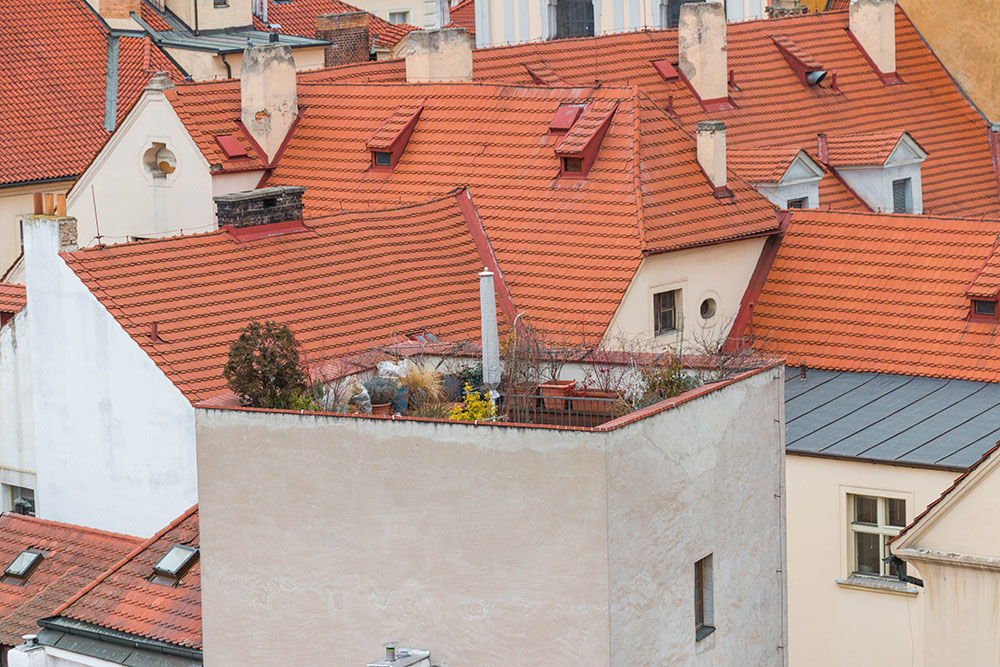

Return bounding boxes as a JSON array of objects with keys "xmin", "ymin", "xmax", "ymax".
[
  {"xmin": 0, "ymin": 284, "xmax": 27, "ymax": 315},
  {"xmin": 446, "ymin": 0, "xmax": 476, "ymax": 35},
  {"xmin": 52, "ymin": 506, "xmax": 200, "ymax": 650},
  {"xmin": 166, "ymin": 82, "xmax": 268, "ymax": 172},
  {"xmin": 727, "ymin": 147, "xmax": 807, "ymax": 184},
  {"xmin": 252, "ymin": 0, "xmax": 416, "ymax": 48},
  {"xmin": 0, "ymin": 0, "xmax": 182, "ymax": 186},
  {"xmin": 62, "ymin": 193, "xmax": 497, "ymax": 402},
  {"xmin": 366, "ymin": 104, "xmax": 424, "ymax": 150},
  {"xmin": 0, "ymin": 514, "xmax": 140, "ymax": 647},
  {"xmin": 825, "ymin": 130, "xmax": 909, "ymax": 166},
  {"xmin": 751, "ymin": 209, "xmax": 1000, "ymax": 382},
  {"xmin": 317, "ymin": 8, "xmax": 998, "ymax": 217},
  {"xmin": 139, "ymin": 1, "xmax": 173, "ymax": 31}
]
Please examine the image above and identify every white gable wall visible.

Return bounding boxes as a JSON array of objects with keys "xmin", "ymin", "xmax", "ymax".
[
  {"xmin": 23, "ymin": 217, "xmax": 196, "ymax": 537},
  {"xmin": 0, "ymin": 309, "xmax": 36, "ymax": 497},
  {"xmin": 66, "ymin": 90, "xmax": 217, "ymax": 248}
]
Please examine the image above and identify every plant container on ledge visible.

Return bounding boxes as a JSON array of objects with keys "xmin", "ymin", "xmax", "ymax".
[
  {"xmin": 539, "ymin": 379, "xmax": 577, "ymax": 410},
  {"xmin": 574, "ymin": 389, "xmax": 618, "ymax": 417}
]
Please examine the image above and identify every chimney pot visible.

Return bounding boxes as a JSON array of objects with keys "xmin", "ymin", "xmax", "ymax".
[
  {"xmin": 403, "ymin": 28, "xmax": 473, "ymax": 83},
  {"xmin": 42, "ymin": 193, "xmax": 54, "ymax": 216},
  {"xmin": 849, "ymin": 0, "xmax": 896, "ymax": 75},
  {"xmin": 696, "ymin": 121, "xmax": 727, "ymax": 191},
  {"xmin": 241, "ymin": 44, "xmax": 298, "ymax": 163},
  {"xmin": 32, "ymin": 193, "xmax": 43, "ymax": 215},
  {"xmin": 678, "ymin": 2, "xmax": 728, "ymax": 103},
  {"xmin": 384, "ymin": 642, "xmax": 398, "ymax": 661},
  {"xmin": 146, "ymin": 71, "xmax": 175, "ymax": 92}
]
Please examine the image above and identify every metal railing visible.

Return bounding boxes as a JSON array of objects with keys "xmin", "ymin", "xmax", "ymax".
[{"xmin": 499, "ymin": 392, "xmax": 619, "ymax": 427}]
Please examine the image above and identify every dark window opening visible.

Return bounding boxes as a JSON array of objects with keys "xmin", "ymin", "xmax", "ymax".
[
  {"xmin": 892, "ymin": 178, "xmax": 911, "ymax": 214},
  {"xmin": 4, "ymin": 485, "xmax": 34, "ymax": 517},
  {"xmin": 694, "ymin": 554, "xmax": 715, "ymax": 641},
  {"xmin": 654, "ymin": 289, "xmax": 679, "ymax": 335},
  {"xmin": 556, "ymin": 0, "xmax": 594, "ymax": 38},
  {"xmin": 262, "ymin": 198, "xmax": 278, "ymax": 209},
  {"xmin": 661, "ymin": 0, "xmax": 705, "ymax": 29},
  {"xmin": 786, "ymin": 197, "xmax": 807, "ymax": 209},
  {"xmin": 562, "ymin": 157, "xmax": 583, "ymax": 173},
  {"xmin": 374, "ymin": 151, "xmax": 392, "ymax": 167},
  {"xmin": 974, "ymin": 299, "xmax": 997, "ymax": 317}
]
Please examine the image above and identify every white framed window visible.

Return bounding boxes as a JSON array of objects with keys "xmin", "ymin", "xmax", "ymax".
[
  {"xmin": 654, "ymin": 289, "xmax": 681, "ymax": 336},
  {"xmin": 388, "ymin": 9, "xmax": 411, "ymax": 23},
  {"xmin": 2, "ymin": 484, "xmax": 35, "ymax": 517},
  {"xmin": 848, "ymin": 493, "xmax": 906, "ymax": 577}
]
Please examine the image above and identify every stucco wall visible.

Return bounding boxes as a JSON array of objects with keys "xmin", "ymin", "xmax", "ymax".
[
  {"xmin": 23, "ymin": 216, "xmax": 197, "ymax": 536},
  {"xmin": 166, "ymin": 47, "xmax": 327, "ymax": 81},
  {"xmin": 196, "ymin": 366, "xmax": 785, "ymax": 666},
  {"xmin": 67, "ymin": 90, "xmax": 216, "ymax": 248},
  {"xmin": 604, "ymin": 237, "xmax": 767, "ymax": 352},
  {"xmin": 784, "ymin": 454, "xmax": 957, "ymax": 667},
  {"xmin": 898, "ymin": 0, "xmax": 1000, "ymax": 124},
  {"xmin": 0, "ymin": 182, "xmax": 73, "ymax": 278},
  {"xmin": 0, "ymin": 310, "xmax": 35, "ymax": 495}
]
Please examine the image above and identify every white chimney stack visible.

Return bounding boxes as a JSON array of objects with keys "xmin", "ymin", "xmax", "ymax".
[
  {"xmin": 241, "ymin": 43, "xmax": 298, "ymax": 164},
  {"xmin": 696, "ymin": 121, "xmax": 727, "ymax": 191},
  {"xmin": 479, "ymin": 269, "xmax": 501, "ymax": 393},
  {"xmin": 403, "ymin": 29, "xmax": 473, "ymax": 83},
  {"xmin": 678, "ymin": 2, "xmax": 728, "ymax": 103},
  {"xmin": 849, "ymin": 0, "xmax": 896, "ymax": 75}
]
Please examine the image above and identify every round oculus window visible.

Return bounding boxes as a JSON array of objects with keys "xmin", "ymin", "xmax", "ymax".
[{"xmin": 700, "ymin": 298, "xmax": 717, "ymax": 320}]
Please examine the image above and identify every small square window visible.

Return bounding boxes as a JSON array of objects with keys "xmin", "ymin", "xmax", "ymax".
[
  {"xmin": 388, "ymin": 10, "xmax": 410, "ymax": 23},
  {"xmin": 373, "ymin": 151, "xmax": 392, "ymax": 167},
  {"xmin": 974, "ymin": 299, "xmax": 996, "ymax": 317},
  {"xmin": 786, "ymin": 197, "xmax": 807, "ymax": 209},
  {"xmin": 3, "ymin": 484, "xmax": 34, "ymax": 517},
  {"xmin": 653, "ymin": 289, "xmax": 680, "ymax": 336},
  {"xmin": 694, "ymin": 554, "xmax": 715, "ymax": 640},
  {"xmin": 562, "ymin": 157, "xmax": 583, "ymax": 173}
]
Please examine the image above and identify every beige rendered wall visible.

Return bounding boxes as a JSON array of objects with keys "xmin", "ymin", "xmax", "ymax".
[
  {"xmin": 196, "ymin": 366, "xmax": 785, "ymax": 666},
  {"xmin": 166, "ymin": 47, "xmax": 326, "ymax": 82},
  {"xmin": 165, "ymin": 0, "xmax": 252, "ymax": 31},
  {"xmin": 0, "ymin": 182, "xmax": 73, "ymax": 281},
  {"xmin": 899, "ymin": 0, "xmax": 1000, "ymax": 123},
  {"xmin": 784, "ymin": 454, "xmax": 957, "ymax": 667},
  {"xmin": 603, "ymin": 236, "xmax": 767, "ymax": 352}
]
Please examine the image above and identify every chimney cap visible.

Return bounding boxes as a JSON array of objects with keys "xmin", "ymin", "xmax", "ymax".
[
  {"xmin": 697, "ymin": 120, "xmax": 726, "ymax": 132},
  {"xmin": 146, "ymin": 71, "xmax": 175, "ymax": 92}
]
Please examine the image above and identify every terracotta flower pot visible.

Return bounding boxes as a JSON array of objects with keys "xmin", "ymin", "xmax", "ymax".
[
  {"xmin": 574, "ymin": 389, "xmax": 617, "ymax": 417},
  {"xmin": 539, "ymin": 380, "xmax": 577, "ymax": 410},
  {"xmin": 371, "ymin": 403, "xmax": 393, "ymax": 416}
]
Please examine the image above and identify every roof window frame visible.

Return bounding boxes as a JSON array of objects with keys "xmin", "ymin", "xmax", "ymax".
[
  {"xmin": 3, "ymin": 549, "xmax": 44, "ymax": 585},
  {"xmin": 151, "ymin": 544, "xmax": 199, "ymax": 586}
]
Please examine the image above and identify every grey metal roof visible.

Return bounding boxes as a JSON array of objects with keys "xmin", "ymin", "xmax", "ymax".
[
  {"xmin": 785, "ymin": 369, "xmax": 1000, "ymax": 470},
  {"xmin": 131, "ymin": 9, "xmax": 329, "ymax": 55}
]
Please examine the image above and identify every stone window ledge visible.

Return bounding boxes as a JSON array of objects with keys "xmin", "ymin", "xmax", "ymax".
[{"xmin": 835, "ymin": 575, "xmax": 918, "ymax": 597}]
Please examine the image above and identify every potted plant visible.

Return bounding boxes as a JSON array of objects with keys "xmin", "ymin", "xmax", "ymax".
[
  {"xmin": 398, "ymin": 362, "xmax": 444, "ymax": 413},
  {"xmin": 539, "ymin": 379, "xmax": 577, "ymax": 410},
  {"xmin": 363, "ymin": 376, "xmax": 398, "ymax": 416}
]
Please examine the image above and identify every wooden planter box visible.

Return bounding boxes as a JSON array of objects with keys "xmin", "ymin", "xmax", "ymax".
[
  {"xmin": 539, "ymin": 380, "xmax": 577, "ymax": 410},
  {"xmin": 573, "ymin": 389, "xmax": 618, "ymax": 417}
]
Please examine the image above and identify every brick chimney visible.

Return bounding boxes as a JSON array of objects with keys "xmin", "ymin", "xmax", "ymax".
[
  {"xmin": 678, "ymin": 2, "xmax": 728, "ymax": 103},
  {"xmin": 315, "ymin": 12, "xmax": 372, "ymax": 67},
  {"xmin": 696, "ymin": 121, "xmax": 727, "ymax": 192},
  {"xmin": 403, "ymin": 29, "xmax": 473, "ymax": 83},
  {"xmin": 98, "ymin": 0, "xmax": 141, "ymax": 19},
  {"xmin": 241, "ymin": 44, "xmax": 298, "ymax": 164},
  {"xmin": 849, "ymin": 0, "xmax": 896, "ymax": 76},
  {"xmin": 214, "ymin": 187, "xmax": 305, "ymax": 228}
]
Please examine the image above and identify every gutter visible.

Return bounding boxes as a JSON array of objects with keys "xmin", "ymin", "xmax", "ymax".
[{"xmin": 37, "ymin": 617, "xmax": 203, "ymax": 662}]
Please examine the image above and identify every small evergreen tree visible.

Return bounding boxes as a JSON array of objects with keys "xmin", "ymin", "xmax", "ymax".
[{"xmin": 223, "ymin": 320, "xmax": 307, "ymax": 409}]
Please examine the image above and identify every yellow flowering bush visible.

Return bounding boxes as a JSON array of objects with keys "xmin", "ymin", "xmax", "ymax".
[{"xmin": 448, "ymin": 383, "xmax": 497, "ymax": 421}]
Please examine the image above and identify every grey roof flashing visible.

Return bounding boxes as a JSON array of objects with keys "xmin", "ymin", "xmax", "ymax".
[
  {"xmin": 785, "ymin": 369, "xmax": 1000, "ymax": 470},
  {"xmin": 130, "ymin": 10, "xmax": 331, "ymax": 55},
  {"xmin": 37, "ymin": 617, "xmax": 202, "ymax": 666}
]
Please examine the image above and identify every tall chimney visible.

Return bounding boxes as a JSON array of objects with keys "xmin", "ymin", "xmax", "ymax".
[
  {"xmin": 315, "ymin": 12, "xmax": 372, "ymax": 67},
  {"xmin": 678, "ymin": 2, "xmax": 727, "ymax": 103},
  {"xmin": 241, "ymin": 44, "xmax": 298, "ymax": 163},
  {"xmin": 403, "ymin": 29, "xmax": 473, "ymax": 83},
  {"xmin": 849, "ymin": 0, "xmax": 896, "ymax": 75},
  {"xmin": 479, "ymin": 269, "xmax": 501, "ymax": 394},
  {"xmin": 696, "ymin": 121, "xmax": 727, "ymax": 191}
]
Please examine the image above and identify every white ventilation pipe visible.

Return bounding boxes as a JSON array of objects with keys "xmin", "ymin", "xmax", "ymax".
[{"xmin": 479, "ymin": 269, "xmax": 501, "ymax": 394}]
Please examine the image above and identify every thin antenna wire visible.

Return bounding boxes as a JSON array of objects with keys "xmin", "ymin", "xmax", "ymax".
[{"xmin": 91, "ymin": 184, "xmax": 104, "ymax": 246}]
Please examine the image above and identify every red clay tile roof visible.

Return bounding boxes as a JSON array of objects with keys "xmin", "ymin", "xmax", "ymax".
[
  {"xmin": 446, "ymin": 0, "xmax": 476, "ymax": 34},
  {"xmin": 0, "ymin": 514, "xmax": 140, "ymax": 648},
  {"xmin": 824, "ymin": 130, "xmax": 912, "ymax": 167},
  {"xmin": 0, "ymin": 0, "xmax": 182, "ymax": 186},
  {"xmin": 253, "ymin": 82, "xmax": 778, "ymax": 338},
  {"xmin": 319, "ymin": 8, "xmax": 999, "ymax": 217},
  {"xmin": 727, "ymin": 147, "xmax": 810, "ymax": 184},
  {"xmin": 63, "ymin": 193, "xmax": 500, "ymax": 402},
  {"xmin": 749, "ymin": 209, "xmax": 1000, "ymax": 382},
  {"xmin": 967, "ymin": 243, "xmax": 1000, "ymax": 300},
  {"xmin": 52, "ymin": 505, "xmax": 200, "ymax": 650},
  {"xmin": 253, "ymin": 0, "xmax": 416, "ymax": 49},
  {"xmin": 166, "ymin": 82, "xmax": 268, "ymax": 172},
  {"xmin": 0, "ymin": 284, "xmax": 27, "ymax": 316},
  {"xmin": 366, "ymin": 104, "xmax": 424, "ymax": 150},
  {"xmin": 139, "ymin": 1, "xmax": 173, "ymax": 31},
  {"xmin": 825, "ymin": 0, "xmax": 849, "ymax": 10}
]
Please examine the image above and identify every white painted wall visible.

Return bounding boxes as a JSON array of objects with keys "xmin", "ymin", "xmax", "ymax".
[
  {"xmin": 0, "ymin": 309, "xmax": 36, "ymax": 498},
  {"xmin": 784, "ymin": 454, "xmax": 958, "ymax": 667},
  {"xmin": 67, "ymin": 89, "xmax": 217, "ymax": 248},
  {"xmin": 196, "ymin": 365, "xmax": 785, "ymax": 665},
  {"xmin": 0, "ymin": 182, "xmax": 74, "ymax": 279},
  {"xmin": 23, "ymin": 216, "xmax": 197, "ymax": 536},
  {"xmin": 836, "ymin": 161, "xmax": 924, "ymax": 214},
  {"xmin": 604, "ymin": 237, "xmax": 767, "ymax": 352}
]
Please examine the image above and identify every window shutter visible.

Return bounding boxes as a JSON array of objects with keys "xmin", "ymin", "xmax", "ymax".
[{"xmin": 892, "ymin": 179, "xmax": 908, "ymax": 214}]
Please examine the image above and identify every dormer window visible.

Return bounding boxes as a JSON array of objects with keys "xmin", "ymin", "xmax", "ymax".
[
  {"xmin": 554, "ymin": 103, "xmax": 617, "ymax": 179},
  {"xmin": 3, "ymin": 549, "xmax": 42, "ymax": 585},
  {"xmin": 151, "ymin": 544, "xmax": 198, "ymax": 586},
  {"xmin": 730, "ymin": 148, "xmax": 824, "ymax": 210},
  {"xmin": 373, "ymin": 151, "xmax": 392, "ymax": 167},
  {"xmin": 562, "ymin": 157, "xmax": 583, "ymax": 173},
  {"xmin": 823, "ymin": 131, "xmax": 928, "ymax": 214},
  {"xmin": 366, "ymin": 104, "xmax": 424, "ymax": 173},
  {"xmin": 892, "ymin": 178, "xmax": 912, "ymax": 214},
  {"xmin": 973, "ymin": 300, "xmax": 997, "ymax": 317}
]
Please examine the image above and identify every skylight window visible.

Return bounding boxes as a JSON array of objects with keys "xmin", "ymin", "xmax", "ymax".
[
  {"xmin": 153, "ymin": 544, "xmax": 198, "ymax": 580},
  {"xmin": 4, "ymin": 549, "xmax": 42, "ymax": 581}
]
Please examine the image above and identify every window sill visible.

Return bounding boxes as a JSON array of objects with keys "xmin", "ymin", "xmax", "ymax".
[
  {"xmin": 835, "ymin": 575, "xmax": 918, "ymax": 597},
  {"xmin": 695, "ymin": 625, "xmax": 716, "ymax": 642}
]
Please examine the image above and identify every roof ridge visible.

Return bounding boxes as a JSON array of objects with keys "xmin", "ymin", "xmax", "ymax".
[
  {"xmin": 630, "ymin": 85, "xmax": 647, "ymax": 252},
  {"xmin": 51, "ymin": 504, "xmax": 199, "ymax": 620},
  {"xmin": 1, "ymin": 512, "xmax": 140, "ymax": 543}
]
